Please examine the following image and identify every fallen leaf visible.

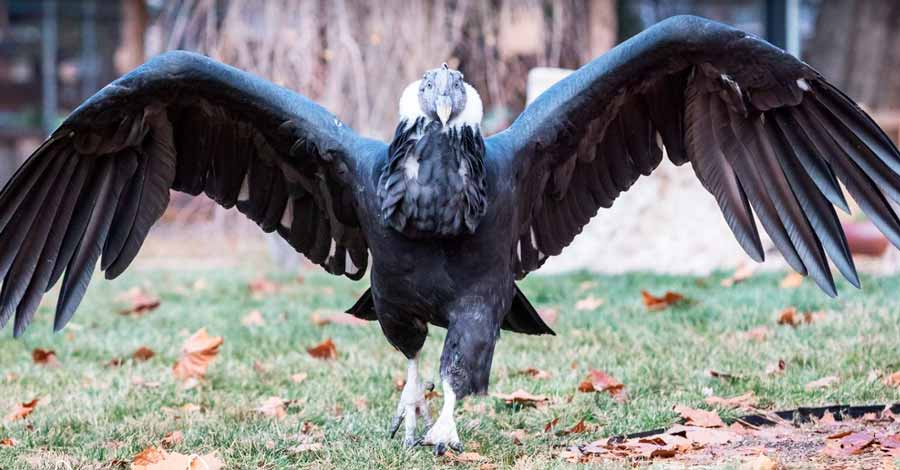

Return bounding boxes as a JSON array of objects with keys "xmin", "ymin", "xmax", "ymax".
[
  {"xmin": 823, "ymin": 431, "xmax": 875, "ymax": 457},
  {"xmin": 0, "ymin": 438, "xmax": 16, "ymax": 447},
  {"xmin": 161, "ymin": 431, "xmax": 183, "ymax": 448},
  {"xmin": 805, "ymin": 375, "xmax": 839, "ymax": 391},
  {"xmin": 132, "ymin": 346, "xmax": 156, "ymax": 362},
  {"xmin": 562, "ymin": 419, "xmax": 588, "ymax": 435},
  {"xmin": 804, "ymin": 311, "xmax": 827, "ymax": 324},
  {"xmin": 537, "ymin": 308, "xmax": 558, "ymax": 325},
  {"xmin": 310, "ymin": 310, "xmax": 368, "ymax": 326},
  {"xmin": 491, "ymin": 389, "xmax": 548, "ymax": 407},
  {"xmin": 506, "ymin": 429, "xmax": 527, "ymax": 444},
  {"xmin": 291, "ymin": 373, "xmax": 308, "ymax": 384},
  {"xmin": 306, "ymin": 338, "xmax": 337, "ymax": 360},
  {"xmin": 257, "ymin": 396, "xmax": 292, "ymax": 420},
  {"xmin": 577, "ymin": 369, "xmax": 626, "ymax": 401},
  {"xmin": 117, "ymin": 287, "xmax": 160, "ymax": 316},
  {"xmin": 448, "ymin": 451, "xmax": 486, "ymax": 462},
  {"xmin": 641, "ymin": 290, "xmax": 684, "ymax": 311},
  {"xmin": 744, "ymin": 326, "xmax": 770, "ymax": 343},
  {"xmin": 5, "ymin": 398, "xmax": 38, "ymax": 422},
  {"xmin": 777, "ymin": 307, "xmax": 800, "ymax": 326},
  {"xmin": 704, "ymin": 392, "xmax": 757, "ymax": 410},
  {"xmin": 288, "ymin": 443, "xmax": 323, "ymax": 453},
  {"xmin": 172, "ymin": 328, "xmax": 224, "ymax": 381},
  {"xmin": 131, "ymin": 446, "xmax": 224, "ymax": 470},
  {"xmin": 575, "ymin": 295, "xmax": 604, "ymax": 311},
  {"xmin": 577, "ymin": 281, "xmax": 598, "ymax": 292},
  {"xmin": 740, "ymin": 454, "xmax": 777, "ymax": 470},
  {"xmin": 779, "ymin": 272, "xmax": 804, "ymax": 289},
  {"xmin": 673, "ymin": 405, "xmax": 725, "ymax": 428},
  {"xmin": 248, "ymin": 276, "xmax": 279, "ymax": 296},
  {"xmin": 543, "ymin": 417, "xmax": 559, "ymax": 433},
  {"xmin": 879, "ymin": 434, "xmax": 900, "ymax": 450},
  {"xmin": 241, "ymin": 310, "xmax": 265, "ymax": 327},
  {"xmin": 764, "ymin": 359, "xmax": 786, "ymax": 376},
  {"xmin": 31, "ymin": 348, "xmax": 59, "ymax": 367},
  {"xmin": 721, "ymin": 264, "xmax": 755, "ymax": 287},
  {"xmin": 519, "ymin": 368, "xmax": 551, "ymax": 380},
  {"xmin": 884, "ymin": 371, "xmax": 900, "ymax": 388}
]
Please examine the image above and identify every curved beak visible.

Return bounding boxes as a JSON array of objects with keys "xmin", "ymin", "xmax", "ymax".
[{"xmin": 436, "ymin": 95, "xmax": 452, "ymax": 125}]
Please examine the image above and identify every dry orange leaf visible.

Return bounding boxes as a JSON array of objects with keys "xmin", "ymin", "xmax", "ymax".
[
  {"xmin": 779, "ymin": 272, "xmax": 804, "ymax": 289},
  {"xmin": 742, "ymin": 454, "xmax": 777, "ymax": 470},
  {"xmin": 777, "ymin": 307, "xmax": 800, "ymax": 326},
  {"xmin": 248, "ymin": 276, "xmax": 279, "ymax": 296},
  {"xmin": 131, "ymin": 446, "xmax": 224, "ymax": 470},
  {"xmin": 704, "ymin": 392, "xmax": 757, "ymax": 410},
  {"xmin": 641, "ymin": 290, "xmax": 684, "ymax": 311},
  {"xmin": 307, "ymin": 338, "xmax": 337, "ymax": 360},
  {"xmin": 241, "ymin": 310, "xmax": 265, "ymax": 327},
  {"xmin": 161, "ymin": 431, "xmax": 183, "ymax": 448},
  {"xmin": 561, "ymin": 419, "xmax": 588, "ymax": 435},
  {"xmin": 805, "ymin": 375, "xmax": 840, "ymax": 391},
  {"xmin": 720, "ymin": 264, "xmax": 755, "ymax": 287},
  {"xmin": 884, "ymin": 371, "xmax": 900, "ymax": 388},
  {"xmin": 172, "ymin": 328, "xmax": 223, "ymax": 381},
  {"xmin": 519, "ymin": 368, "xmax": 551, "ymax": 380},
  {"xmin": 822, "ymin": 431, "xmax": 876, "ymax": 457},
  {"xmin": 257, "ymin": 396, "xmax": 293, "ymax": 420},
  {"xmin": 5, "ymin": 398, "xmax": 38, "ymax": 422},
  {"xmin": 31, "ymin": 348, "xmax": 58, "ymax": 366},
  {"xmin": 578, "ymin": 369, "xmax": 626, "ymax": 401},
  {"xmin": 543, "ymin": 417, "xmax": 559, "ymax": 433},
  {"xmin": 0, "ymin": 437, "xmax": 16, "ymax": 447},
  {"xmin": 117, "ymin": 287, "xmax": 160, "ymax": 316},
  {"xmin": 672, "ymin": 405, "xmax": 725, "ymax": 428},
  {"xmin": 575, "ymin": 295, "xmax": 604, "ymax": 311},
  {"xmin": 133, "ymin": 346, "xmax": 156, "ymax": 362},
  {"xmin": 491, "ymin": 389, "xmax": 548, "ymax": 407},
  {"xmin": 448, "ymin": 451, "xmax": 486, "ymax": 463}
]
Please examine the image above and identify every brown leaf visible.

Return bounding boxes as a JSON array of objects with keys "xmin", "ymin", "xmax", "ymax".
[
  {"xmin": 248, "ymin": 276, "xmax": 280, "ymax": 296},
  {"xmin": 117, "ymin": 287, "xmax": 160, "ymax": 316},
  {"xmin": 779, "ymin": 272, "xmax": 804, "ymax": 289},
  {"xmin": 5, "ymin": 398, "xmax": 39, "ymax": 422},
  {"xmin": 491, "ymin": 389, "xmax": 548, "ymax": 407},
  {"xmin": 171, "ymin": 328, "xmax": 223, "ymax": 381},
  {"xmin": 519, "ymin": 368, "xmax": 551, "ymax": 380},
  {"xmin": 764, "ymin": 359, "xmax": 786, "ymax": 376},
  {"xmin": 672, "ymin": 405, "xmax": 725, "ymax": 428},
  {"xmin": 306, "ymin": 338, "xmax": 337, "ymax": 360},
  {"xmin": 290, "ymin": 373, "xmax": 308, "ymax": 384},
  {"xmin": 132, "ymin": 346, "xmax": 156, "ymax": 362},
  {"xmin": 777, "ymin": 307, "xmax": 800, "ymax": 326},
  {"xmin": 641, "ymin": 290, "xmax": 684, "ymax": 311},
  {"xmin": 575, "ymin": 295, "xmax": 604, "ymax": 311},
  {"xmin": 879, "ymin": 434, "xmax": 900, "ymax": 450},
  {"xmin": 311, "ymin": 310, "xmax": 368, "ymax": 327},
  {"xmin": 257, "ymin": 396, "xmax": 292, "ymax": 420},
  {"xmin": 448, "ymin": 451, "xmax": 486, "ymax": 462},
  {"xmin": 883, "ymin": 371, "xmax": 900, "ymax": 388},
  {"xmin": 721, "ymin": 264, "xmax": 755, "ymax": 287},
  {"xmin": 131, "ymin": 446, "xmax": 224, "ymax": 470},
  {"xmin": 161, "ymin": 431, "xmax": 183, "ymax": 448},
  {"xmin": 804, "ymin": 375, "xmax": 839, "ymax": 391},
  {"xmin": 823, "ymin": 431, "xmax": 875, "ymax": 457},
  {"xmin": 804, "ymin": 311, "xmax": 827, "ymax": 324},
  {"xmin": 537, "ymin": 308, "xmax": 558, "ymax": 325},
  {"xmin": 563, "ymin": 419, "xmax": 588, "ymax": 435},
  {"xmin": 31, "ymin": 348, "xmax": 59, "ymax": 367},
  {"xmin": 0, "ymin": 437, "xmax": 16, "ymax": 447},
  {"xmin": 241, "ymin": 310, "xmax": 265, "ymax": 327},
  {"xmin": 543, "ymin": 417, "xmax": 559, "ymax": 433},
  {"xmin": 577, "ymin": 369, "xmax": 626, "ymax": 401},
  {"xmin": 704, "ymin": 392, "xmax": 757, "ymax": 410},
  {"xmin": 741, "ymin": 454, "xmax": 777, "ymax": 470}
]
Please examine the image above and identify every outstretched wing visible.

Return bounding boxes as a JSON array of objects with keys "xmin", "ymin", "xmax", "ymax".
[
  {"xmin": 490, "ymin": 15, "xmax": 900, "ymax": 295},
  {"xmin": 0, "ymin": 51, "xmax": 383, "ymax": 336}
]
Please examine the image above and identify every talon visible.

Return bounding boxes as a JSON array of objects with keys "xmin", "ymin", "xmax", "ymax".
[
  {"xmin": 434, "ymin": 442, "xmax": 446, "ymax": 456},
  {"xmin": 389, "ymin": 414, "xmax": 403, "ymax": 438},
  {"xmin": 449, "ymin": 441, "xmax": 463, "ymax": 452}
]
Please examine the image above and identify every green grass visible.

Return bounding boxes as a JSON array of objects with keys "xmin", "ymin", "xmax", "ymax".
[{"xmin": 1, "ymin": 265, "xmax": 899, "ymax": 469}]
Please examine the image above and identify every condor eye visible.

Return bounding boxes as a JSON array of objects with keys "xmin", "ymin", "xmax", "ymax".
[{"xmin": 426, "ymin": 82, "xmax": 433, "ymax": 89}]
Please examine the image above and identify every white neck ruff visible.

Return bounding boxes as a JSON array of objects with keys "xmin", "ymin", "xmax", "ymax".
[{"xmin": 398, "ymin": 80, "xmax": 483, "ymax": 129}]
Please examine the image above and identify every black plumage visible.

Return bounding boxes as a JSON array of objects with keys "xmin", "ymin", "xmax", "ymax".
[{"xmin": 4, "ymin": 14, "xmax": 900, "ymax": 453}]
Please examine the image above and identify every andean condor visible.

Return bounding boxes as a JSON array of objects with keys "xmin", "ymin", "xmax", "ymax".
[{"xmin": 2, "ymin": 15, "xmax": 900, "ymax": 453}]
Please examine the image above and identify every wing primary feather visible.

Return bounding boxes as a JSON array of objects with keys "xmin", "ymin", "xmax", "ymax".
[
  {"xmin": 11, "ymin": 155, "xmax": 93, "ymax": 335},
  {"xmin": 771, "ymin": 110, "xmax": 850, "ymax": 213},
  {"xmin": 102, "ymin": 149, "xmax": 146, "ymax": 271},
  {"xmin": 0, "ymin": 138, "xmax": 59, "ymax": 235},
  {"xmin": 750, "ymin": 115, "xmax": 835, "ymax": 295},
  {"xmin": 790, "ymin": 105, "xmax": 900, "ymax": 250},
  {"xmin": 0, "ymin": 154, "xmax": 71, "ymax": 329},
  {"xmin": 684, "ymin": 82, "xmax": 764, "ymax": 262},
  {"xmin": 767, "ymin": 117, "xmax": 859, "ymax": 288},
  {"xmin": 715, "ymin": 100, "xmax": 806, "ymax": 274},
  {"xmin": 54, "ymin": 156, "xmax": 130, "ymax": 331}
]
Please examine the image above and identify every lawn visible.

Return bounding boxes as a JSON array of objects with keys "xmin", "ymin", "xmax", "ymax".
[{"xmin": 1, "ymin": 261, "xmax": 899, "ymax": 469}]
